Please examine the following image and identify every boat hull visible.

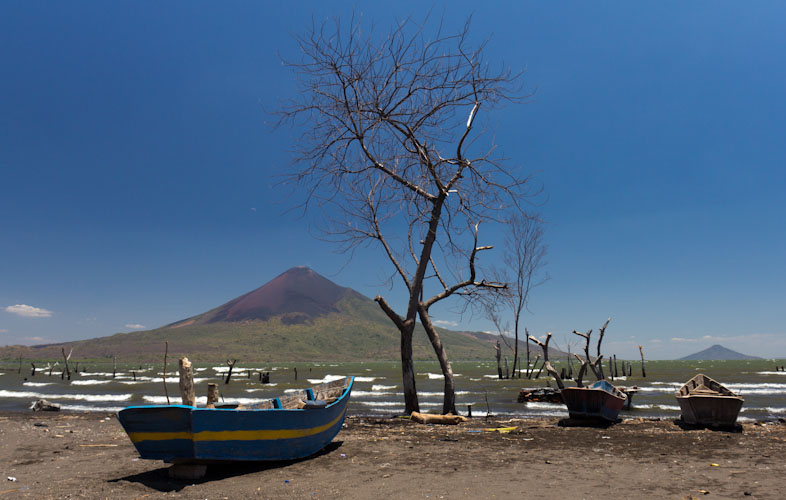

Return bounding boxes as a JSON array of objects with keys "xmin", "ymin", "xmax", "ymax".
[
  {"xmin": 118, "ymin": 377, "xmax": 353, "ymax": 462},
  {"xmin": 676, "ymin": 395, "xmax": 743, "ymax": 427},
  {"xmin": 675, "ymin": 373, "xmax": 743, "ymax": 427},
  {"xmin": 561, "ymin": 381, "xmax": 627, "ymax": 421}
]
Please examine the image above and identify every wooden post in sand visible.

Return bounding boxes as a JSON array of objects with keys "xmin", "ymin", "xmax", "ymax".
[
  {"xmin": 179, "ymin": 357, "xmax": 195, "ymax": 406},
  {"xmin": 206, "ymin": 383, "xmax": 219, "ymax": 408}
]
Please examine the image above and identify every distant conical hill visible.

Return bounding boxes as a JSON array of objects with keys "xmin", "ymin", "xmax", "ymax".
[
  {"xmin": 679, "ymin": 344, "xmax": 761, "ymax": 360},
  {"xmin": 0, "ymin": 267, "xmax": 508, "ymax": 362},
  {"xmin": 168, "ymin": 266, "xmax": 352, "ymax": 327}
]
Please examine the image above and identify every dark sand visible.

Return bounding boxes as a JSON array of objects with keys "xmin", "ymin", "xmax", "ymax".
[{"xmin": 0, "ymin": 412, "xmax": 783, "ymax": 499}]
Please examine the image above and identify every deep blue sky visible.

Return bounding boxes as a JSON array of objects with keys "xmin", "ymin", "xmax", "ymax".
[{"xmin": 1, "ymin": 2, "xmax": 784, "ymax": 359}]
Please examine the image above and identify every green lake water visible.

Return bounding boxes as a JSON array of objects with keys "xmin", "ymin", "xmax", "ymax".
[{"xmin": 2, "ymin": 359, "xmax": 785, "ymax": 421}]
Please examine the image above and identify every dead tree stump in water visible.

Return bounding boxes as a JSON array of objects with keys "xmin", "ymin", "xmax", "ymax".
[
  {"xmin": 179, "ymin": 357, "xmax": 195, "ymax": 406},
  {"xmin": 638, "ymin": 345, "xmax": 647, "ymax": 378},
  {"xmin": 225, "ymin": 359, "xmax": 238, "ymax": 384}
]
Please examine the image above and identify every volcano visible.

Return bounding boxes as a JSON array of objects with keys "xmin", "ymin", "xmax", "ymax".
[
  {"xmin": 169, "ymin": 267, "xmax": 352, "ymax": 327},
  {"xmin": 0, "ymin": 266, "xmax": 500, "ymax": 361}
]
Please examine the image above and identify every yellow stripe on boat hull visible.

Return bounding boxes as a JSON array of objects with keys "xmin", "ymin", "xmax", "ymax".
[{"xmin": 128, "ymin": 409, "xmax": 346, "ymax": 443}]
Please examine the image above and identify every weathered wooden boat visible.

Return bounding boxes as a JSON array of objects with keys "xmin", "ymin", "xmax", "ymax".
[
  {"xmin": 118, "ymin": 376, "xmax": 354, "ymax": 462},
  {"xmin": 560, "ymin": 380, "xmax": 627, "ymax": 421},
  {"xmin": 675, "ymin": 373, "xmax": 743, "ymax": 427}
]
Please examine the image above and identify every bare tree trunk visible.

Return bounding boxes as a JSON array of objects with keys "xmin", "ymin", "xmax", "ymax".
[
  {"xmin": 528, "ymin": 333, "xmax": 564, "ymax": 390},
  {"xmin": 574, "ymin": 354, "xmax": 588, "ymax": 388},
  {"xmin": 511, "ymin": 321, "xmax": 520, "ymax": 379},
  {"xmin": 494, "ymin": 340, "xmax": 503, "ymax": 379},
  {"xmin": 504, "ymin": 357, "xmax": 509, "ymax": 379},
  {"xmin": 400, "ymin": 324, "xmax": 419, "ymax": 414},
  {"xmin": 639, "ymin": 345, "xmax": 647, "ymax": 378},
  {"xmin": 613, "ymin": 354, "xmax": 619, "ymax": 378},
  {"xmin": 376, "ymin": 296, "xmax": 419, "ymax": 414},
  {"xmin": 163, "ymin": 341, "xmax": 170, "ymax": 404},
  {"xmin": 112, "ymin": 355, "xmax": 116, "ymax": 379},
  {"xmin": 30, "ymin": 363, "xmax": 36, "ymax": 377},
  {"xmin": 61, "ymin": 348, "xmax": 72, "ymax": 381},
  {"xmin": 418, "ymin": 306, "xmax": 457, "ymax": 415},
  {"xmin": 595, "ymin": 318, "xmax": 610, "ymax": 380},
  {"xmin": 528, "ymin": 354, "xmax": 541, "ymax": 379},
  {"xmin": 225, "ymin": 359, "xmax": 238, "ymax": 384},
  {"xmin": 534, "ymin": 359, "xmax": 545, "ymax": 379}
]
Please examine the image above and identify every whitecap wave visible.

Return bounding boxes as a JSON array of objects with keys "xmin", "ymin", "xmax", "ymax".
[
  {"xmin": 372, "ymin": 385, "xmax": 396, "ymax": 391},
  {"xmin": 71, "ymin": 379, "xmax": 112, "ymax": 386},
  {"xmin": 306, "ymin": 375, "xmax": 346, "ymax": 384},
  {"xmin": 0, "ymin": 390, "xmax": 131, "ymax": 402},
  {"xmin": 59, "ymin": 404, "xmax": 125, "ymax": 412}
]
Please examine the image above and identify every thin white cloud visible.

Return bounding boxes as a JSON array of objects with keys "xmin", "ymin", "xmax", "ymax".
[
  {"xmin": 24, "ymin": 336, "xmax": 47, "ymax": 343},
  {"xmin": 671, "ymin": 337, "xmax": 698, "ymax": 343},
  {"xmin": 650, "ymin": 339, "xmax": 662, "ymax": 343},
  {"xmin": 125, "ymin": 323, "xmax": 146, "ymax": 330},
  {"xmin": 433, "ymin": 319, "xmax": 458, "ymax": 327},
  {"xmin": 0, "ymin": 328, "xmax": 8, "ymax": 333},
  {"xmin": 5, "ymin": 304, "xmax": 53, "ymax": 318}
]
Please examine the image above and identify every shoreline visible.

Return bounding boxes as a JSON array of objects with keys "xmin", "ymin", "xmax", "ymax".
[{"xmin": 1, "ymin": 411, "xmax": 783, "ymax": 499}]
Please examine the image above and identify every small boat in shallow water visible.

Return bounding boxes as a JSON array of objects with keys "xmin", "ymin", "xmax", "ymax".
[
  {"xmin": 675, "ymin": 373, "xmax": 743, "ymax": 427},
  {"xmin": 560, "ymin": 380, "xmax": 627, "ymax": 421},
  {"xmin": 118, "ymin": 376, "xmax": 353, "ymax": 462}
]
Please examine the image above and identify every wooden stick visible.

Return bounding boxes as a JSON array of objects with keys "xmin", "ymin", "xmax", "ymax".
[{"xmin": 163, "ymin": 342, "xmax": 170, "ymax": 405}]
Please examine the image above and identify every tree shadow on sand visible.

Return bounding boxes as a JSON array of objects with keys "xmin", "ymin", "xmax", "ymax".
[{"xmin": 108, "ymin": 441, "xmax": 343, "ymax": 493}]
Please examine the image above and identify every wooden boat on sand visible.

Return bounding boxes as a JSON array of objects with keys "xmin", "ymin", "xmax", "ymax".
[
  {"xmin": 675, "ymin": 373, "xmax": 743, "ymax": 427},
  {"xmin": 118, "ymin": 376, "xmax": 354, "ymax": 462},
  {"xmin": 560, "ymin": 380, "xmax": 627, "ymax": 421}
]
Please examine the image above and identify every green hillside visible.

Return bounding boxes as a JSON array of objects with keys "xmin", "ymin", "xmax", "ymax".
[{"xmin": 0, "ymin": 290, "xmax": 497, "ymax": 363}]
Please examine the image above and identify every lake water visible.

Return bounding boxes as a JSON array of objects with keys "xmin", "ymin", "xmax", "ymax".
[{"xmin": 1, "ymin": 359, "xmax": 785, "ymax": 421}]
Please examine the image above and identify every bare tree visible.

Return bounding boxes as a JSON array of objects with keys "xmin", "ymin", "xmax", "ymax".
[
  {"xmin": 279, "ymin": 15, "xmax": 536, "ymax": 414},
  {"xmin": 484, "ymin": 214, "xmax": 546, "ymax": 378}
]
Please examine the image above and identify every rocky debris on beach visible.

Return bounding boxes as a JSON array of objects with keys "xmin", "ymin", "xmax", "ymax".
[{"xmin": 517, "ymin": 387, "xmax": 563, "ymax": 403}]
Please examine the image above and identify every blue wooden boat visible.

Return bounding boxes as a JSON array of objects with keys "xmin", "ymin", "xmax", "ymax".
[
  {"xmin": 117, "ymin": 376, "xmax": 354, "ymax": 462},
  {"xmin": 560, "ymin": 380, "xmax": 627, "ymax": 421}
]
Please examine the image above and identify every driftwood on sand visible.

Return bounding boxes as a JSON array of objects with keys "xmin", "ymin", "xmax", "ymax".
[
  {"xmin": 31, "ymin": 399, "xmax": 60, "ymax": 412},
  {"xmin": 410, "ymin": 411, "xmax": 468, "ymax": 425}
]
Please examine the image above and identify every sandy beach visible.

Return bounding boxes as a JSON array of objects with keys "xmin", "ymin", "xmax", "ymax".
[{"xmin": 0, "ymin": 411, "xmax": 783, "ymax": 500}]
